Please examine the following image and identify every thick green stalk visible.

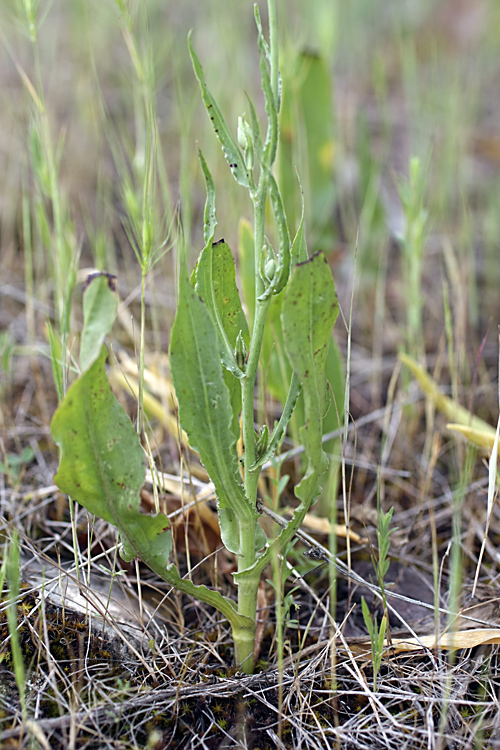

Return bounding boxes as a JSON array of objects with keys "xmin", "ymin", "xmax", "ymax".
[
  {"xmin": 236, "ymin": 0, "xmax": 280, "ymax": 672},
  {"xmin": 234, "ymin": 519, "xmax": 259, "ymax": 671},
  {"xmin": 238, "ymin": 287, "xmax": 271, "ymax": 672}
]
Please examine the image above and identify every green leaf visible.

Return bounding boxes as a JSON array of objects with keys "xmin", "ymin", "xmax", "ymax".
[
  {"xmin": 290, "ymin": 184, "xmax": 308, "ymax": 267},
  {"xmin": 0, "ymin": 447, "xmax": 35, "ymax": 481},
  {"xmin": 189, "ymin": 33, "xmax": 250, "ymax": 189},
  {"xmin": 236, "ymin": 252, "xmax": 338, "ymax": 585},
  {"xmin": 278, "ymin": 52, "xmax": 337, "ymax": 251},
  {"xmin": 267, "ymin": 172, "xmax": 290, "ymax": 295},
  {"xmin": 245, "ymin": 93, "xmax": 264, "ymax": 164},
  {"xmin": 282, "ymin": 251, "xmax": 338, "ymax": 503},
  {"xmin": 80, "ymin": 273, "xmax": 118, "ymax": 373},
  {"xmin": 170, "ymin": 271, "xmax": 265, "ymax": 554},
  {"xmin": 255, "ymin": 6, "xmax": 278, "ymax": 166},
  {"xmin": 51, "ymin": 347, "xmax": 172, "ymax": 569},
  {"xmin": 195, "ymin": 240, "xmax": 248, "ymax": 380},
  {"xmin": 238, "ymin": 219, "xmax": 256, "ymax": 329},
  {"xmin": 51, "ymin": 346, "xmax": 253, "ymax": 632},
  {"xmin": 297, "ymin": 52, "xmax": 336, "ymax": 248},
  {"xmin": 47, "ymin": 319, "xmax": 64, "ymax": 403},
  {"xmin": 198, "ymin": 149, "xmax": 217, "ymax": 247},
  {"xmin": 361, "ymin": 597, "xmax": 374, "ymax": 642}
]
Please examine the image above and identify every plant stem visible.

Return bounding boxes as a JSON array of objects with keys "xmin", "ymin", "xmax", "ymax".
[
  {"xmin": 236, "ymin": 0, "xmax": 280, "ymax": 672},
  {"xmin": 267, "ymin": 0, "xmax": 279, "ymax": 102},
  {"xmin": 138, "ymin": 267, "xmax": 147, "ymax": 435}
]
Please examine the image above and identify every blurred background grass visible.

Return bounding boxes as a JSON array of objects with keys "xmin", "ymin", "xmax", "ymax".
[{"xmin": 2, "ymin": 0, "xmax": 500, "ymax": 459}]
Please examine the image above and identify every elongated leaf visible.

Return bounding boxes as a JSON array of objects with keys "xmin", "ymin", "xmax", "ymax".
[
  {"xmin": 196, "ymin": 238, "xmax": 250, "ymax": 440},
  {"xmin": 298, "ymin": 52, "xmax": 336, "ymax": 248},
  {"xmin": 267, "ymin": 172, "xmax": 290, "ymax": 294},
  {"xmin": 47, "ymin": 319, "xmax": 63, "ymax": 403},
  {"xmin": 80, "ymin": 273, "xmax": 118, "ymax": 373},
  {"xmin": 236, "ymin": 252, "xmax": 338, "ymax": 584},
  {"xmin": 195, "ymin": 240, "xmax": 247, "ymax": 379},
  {"xmin": 282, "ymin": 251, "xmax": 338, "ymax": 502},
  {"xmin": 51, "ymin": 348, "xmax": 253, "ymax": 632},
  {"xmin": 51, "ymin": 347, "xmax": 172, "ymax": 569},
  {"xmin": 277, "ymin": 60, "xmax": 298, "ymax": 232},
  {"xmin": 290, "ymin": 183, "xmax": 308, "ymax": 267},
  {"xmin": 238, "ymin": 218, "xmax": 256, "ymax": 329},
  {"xmin": 245, "ymin": 93, "xmax": 263, "ymax": 164},
  {"xmin": 188, "ymin": 33, "xmax": 250, "ymax": 189},
  {"xmin": 255, "ymin": 6, "xmax": 278, "ymax": 166},
  {"xmin": 170, "ymin": 271, "xmax": 265, "ymax": 554},
  {"xmin": 204, "ymin": 240, "xmax": 250, "ymax": 440},
  {"xmin": 399, "ymin": 352, "xmax": 496, "ymax": 440},
  {"xmin": 198, "ymin": 149, "xmax": 217, "ymax": 247}
]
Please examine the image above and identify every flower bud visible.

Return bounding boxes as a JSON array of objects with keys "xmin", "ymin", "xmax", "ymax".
[
  {"xmin": 264, "ymin": 257, "xmax": 276, "ymax": 282},
  {"xmin": 234, "ymin": 331, "xmax": 248, "ymax": 370},
  {"xmin": 254, "ymin": 424, "xmax": 269, "ymax": 461},
  {"xmin": 237, "ymin": 116, "xmax": 248, "ymax": 150}
]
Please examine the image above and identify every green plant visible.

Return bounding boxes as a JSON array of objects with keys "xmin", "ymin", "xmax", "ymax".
[
  {"xmin": 361, "ymin": 596, "xmax": 386, "ymax": 692},
  {"xmin": 362, "ymin": 472, "xmax": 395, "ymax": 688},
  {"xmin": 372, "ymin": 475, "xmax": 396, "ymax": 629},
  {"xmin": 50, "ymin": 0, "xmax": 339, "ymax": 674}
]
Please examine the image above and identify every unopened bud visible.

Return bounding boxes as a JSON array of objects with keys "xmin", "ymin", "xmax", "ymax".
[
  {"xmin": 254, "ymin": 424, "xmax": 269, "ymax": 461},
  {"xmin": 264, "ymin": 257, "xmax": 276, "ymax": 282},
  {"xmin": 234, "ymin": 331, "xmax": 248, "ymax": 370},
  {"xmin": 237, "ymin": 116, "xmax": 248, "ymax": 150}
]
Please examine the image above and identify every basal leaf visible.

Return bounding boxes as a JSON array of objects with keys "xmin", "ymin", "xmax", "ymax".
[
  {"xmin": 51, "ymin": 347, "xmax": 172, "ymax": 569},
  {"xmin": 51, "ymin": 347, "xmax": 254, "ymax": 630},
  {"xmin": 188, "ymin": 33, "xmax": 250, "ymax": 189},
  {"xmin": 80, "ymin": 273, "xmax": 118, "ymax": 373},
  {"xmin": 170, "ymin": 270, "xmax": 264, "ymax": 554}
]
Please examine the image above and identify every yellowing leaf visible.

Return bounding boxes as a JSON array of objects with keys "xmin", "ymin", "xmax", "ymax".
[
  {"xmin": 399, "ymin": 353, "xmax": 496, "ymax": 447},
  {"xmin": 388, "ymin": 628, "xmax": 500, "ymax": 654}
]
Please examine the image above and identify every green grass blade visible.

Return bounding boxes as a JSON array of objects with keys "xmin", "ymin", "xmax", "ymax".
[
  {"xmin": 46, "ymin": 319, "xmax": 64, "ymax": 403},
  {"xmin": 5, "ymin": 532, "xmax": 26, "ymax": 718},
  {"xmin": 188, "ymin": 33, "xmax": 250, "ymax": 189}
]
